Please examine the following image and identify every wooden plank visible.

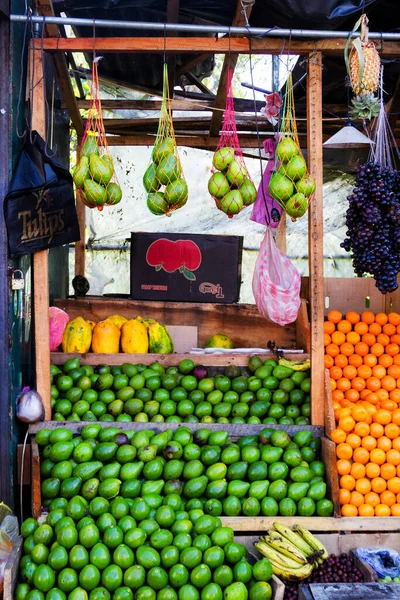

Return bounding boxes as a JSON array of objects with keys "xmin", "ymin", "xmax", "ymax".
[
  {"xmin": 3, "ymin": 537, "xmax": 23, "ymax": 600},
  {"xmin": 105, "ymin": 134, "xmax": 278, "ymax": 149},
  {"xmin": 321, "ymin": 437, "xmax": 340, "ymax": 517},
  {"xmin": 31, "ymin": 442, "xmax": 41, "ymax": 520},
  {"xmin": 17, "ymin": 444, "xmax": 31, "ymax": 485},
  {"xmin": 324, "ymin": 368, "xmax": 335, "ymax": 438},
  {"xmin": 304, "ymin": 582, "xmax": 400, "ymax": 600},
  {"xmin": 220, "ymin": 516, "xmax": 400, "ymax": 532},
  {"xmin": 307, "ymin": 51, "xmax": 324, "ymax": 427},
  {"xmin": 351, "ymin": 549, "xmax": 378, "ymax": 582},
  {"xmin": 295, "ymin": 299, "xmax": 310, "ymax": 354},
  {"xmin": 35, "ymin": 37, "xmax": 400, "ymax": 57},
  {"xmin": 30, "ymin": 43, "xmax": 52, "ymax": 420},
  {"xmin": 74, "ymin": 139, "xmax": 86, "ymax": 277}
]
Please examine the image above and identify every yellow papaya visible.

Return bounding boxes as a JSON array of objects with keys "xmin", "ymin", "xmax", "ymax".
[
  {"xmin": 86, "ymin": 320, "xmax": 96, "ymax": 331},
  {"xmin": 107, "ymin": 315, "xmax": 128, "ymax": 329},
  {"xmin": 121, "ymin": 319, "xmax": 149, "ymax": 354},
  {"xmin": 138, "ymin": 319, "xmax": 174, "ymax": 354},
  {"xmin": 62, "ymin": 317, "xmax": 92, "ymax": 353},
  {"xmin": 92, "ymin": 319, "xmax": 121, "ymax": 354}
]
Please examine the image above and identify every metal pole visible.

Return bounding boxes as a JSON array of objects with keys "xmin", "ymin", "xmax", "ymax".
[{"xmin": 9, "ymin": 14, "xmax": 400, "ymax": 40}]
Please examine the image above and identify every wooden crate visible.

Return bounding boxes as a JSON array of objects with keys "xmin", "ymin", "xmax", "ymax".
[
  {"xmin": 298, "ymin": 582, "xmax": 400, "ymax": 600},
  {"xmin": 29, "ymin": 421, "xmax": 336, "ymax": 523}
]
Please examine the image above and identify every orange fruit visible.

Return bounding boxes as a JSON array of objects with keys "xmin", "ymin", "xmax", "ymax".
[
  {"xmin": 337, "ymin": 459, "xmax": 352, "ymax": 475},
  {"xmin": 357, "ymin": 365, "xmax": 372, "ymax": 379},
  {"xmin": 349, "ymin": 354, "xmax": 363, "ymax": 368},
  {"xmin": 391, "ymin": 408, "xmax": 400, "ymax": 425},
  {"xmin": 332, "ymin": 390, "xmax": 345, "ymax": 404},
  {"xmin": 345, "ymin": 389, "xmax": 360, "ymax": 403},
  {"xmin": 335, "ymin": 354, "xmax": 349, "ymax": 368},
  {"xmin": 383, "ymin": 324, "xmax": 397, "ymax": 337},
  {"xmin": 347, "ymin": 332, "xmax": 360, "ymax": 345},
  {"xmin": 385, "ymin": 423, "xmax": 400, "ymax": 439},
  {"xmin": 391, "ymin": 504, "xmax": 400, "ymax": 515},
  {"xmin": 369, "ymin": 323, "xmax": 382, "ymax": 336},
  {"xmin": 330, "ymin": 428, "xmax": 346, "ymax": 444},
  {"xmin": 377, "ymin": 437, "xmax": 392, "ymax": 452},
  {"xmin": 338, "ymin": 415, "xmax": 355, "ymax": 432},
  {"xmin": 355, "ymin": 342, "xmax": 369, "ymax": 357},
  {"xmin": 372, "ymin": 365, "xmax": 386, "ymax": 379},
  {"xmin": 390, "ymin": 334, "xmax": 400, "ymax": 345},
  {"xmin": 351, "ymin": 405, "xmax": 369, "ymax": 422},
  {"xmin": 374, "ymin": 409, "xmax": 392, "ymax": 425},
  {"xmin": 340, "ymin": 343, "xmax": 355, "ymax": 357},
  {"xmin": 350, "ymin": 463, "xmax": 366, "ymax": 480},
  {"xmin": 354, "ymin": 322, "xmax": 369, "ymax": 336},
  {"xmin": 386, "ymin": 449, "xmax": 400, "ymax": 466},
  {"xmin": 340, "ymin": 474, "xmax": 356, "ymax": 491},
  {"xmin": 326, "ymin": 344, "xmax": 340, "ymax": 358},
  {"xmin": 377, "ymin": 333, "xmax": 390, "ymax": 347},
  {"xmin": 346, "ymin": 433, "xmax": 361, "ymax": 448},
  {"xmin": 358, "ymin": 504, "xmax": 375, "ymax": 516},
  {"xmin": 349, "ymin": 490, "xmax": 364, "ymax": 507},
  {"xmin": 324, "ymin": 355, "xmax": 334, "ymax": 369},
  {"xmin": 361, "ymin": 435, "xmax": 377, "ymax": 451},
  {"xmin": 380, "ymin": 490, "xmax": 396, "ymax": 507},
  {"xmin": 362, "ymin": 333, "xmax": 376, "ymax": 347},
  {"xmin": 343, "ymin": 366, "xmax": 357, "ymax": 380},
  {"xmin": 327, "ymin": 310, "xmax": 343, "ymax": 324},
  {"xmin": 370, "ymin": 422, "xmax": 385, "ymax": 438},
  {"xmin": 393, "ymin": 439, "xmax": 400, "ymax": 451},
  {"xmin": 354, "ymin": 421, "xmax": 370, "ymax": 437},
  {"xmin": 346, "ymin": 311, "xmax": 360, "ymax": 324},
  {"xmin": 364, "ymin": 392, "xmax": 379, "ymax": 405},
  {"xmin": 379, "ymin": 354, "xmax": 393, "ymax": 368},
  {"xmin": 352, "ymin": 377, "xmax": 366, "ymax": 392},
  {"xmin": 375, "ymin": 504, "xmax": 391, "ymax": 516},
  {"xmin": 376, "ymin": 313, "xmax": 388, "ymax": 326},
  {"xmin": 376, "ymin": 389, "xmax": 389, "ymax": 402},
  {"xmin": 330, "ymin": 379, "xmax": 337, "ymax": 391},
  {"xmin": 382, "ymin": 376, "xmax": 397, "ymax": 392},
  {"xmin": 339, "ymin": 488, "xmax": 351, "ymax": 505},
  {"xmin": 387, "ymin": 477, "xmax": 400, "ymax": 494},
  {"xmin": 336, "ymin": 443, "xmax": 353, "ymax": 460},
  {"xmin": 366, "ymin": 377, "xmax": 381, "ymax": 392},
  {"xmin": 364, "ymin": 354, "xmax": 378, "ymax": 367},
  {"xmin": 324, "ymin": 333, "xmax": 332, "ymax": 347},
  {"xmin": 364, "ymin": 491, "xmax": 380, "ymax": 507},
  {"xmin": 332, "ymin": 331, "xmax": 346, "ymax": 346},
  {"xmin": 355, "ymin": 478, "xmax": 371, "ymax": 494},
  {"xmin": 337, "ymin": 378, "xmax": 352, "ymax": 392},
  {"xmin": 388, "ymin": 364, "xmax": 400, "ymax": 378},
  {"xmin": 341, "ymin": 504, "xmax": 358, "ymax": 516},
  {"xmin": 371, "ymin": 343, "xmax": 384, "ymax": 357},
  {"xmin": 371, "ymin": 477, "xmax": 387, "ymax": 493},
  {"xmin": 338, "ymin": 320, "xmax": 352, "ymax": 334},
  {"xmin": 370, "ymin": 448, "xmax": 387, "ymax": 465},
  {"xmin": 352, "ymin": 447, "xmax": 370, "ymax": 465},
  {"xmin": 330, "ymin": 366, "xmax": 343, "ymax": 381},
  {"xmin": 362, "ymin": 311, "xmax": 375, "ymax": 325},
  {"xmin": 381, "ymin": 400, "xmax": 397, "ymax": 412},
  {"xmin": 324, "ymin": 321, "xmax": 336, "ymax": 335},
  {"xmin": 381, "ymin": 463, "xmax": 396, "ymax": 480},
  {"xmin": 366, "ymin": 462, "xmax": 381, "ymax": 478}
]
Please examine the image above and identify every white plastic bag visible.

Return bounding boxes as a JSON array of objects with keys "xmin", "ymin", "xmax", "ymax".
[{"xmin": 252, "ymin": 227, "xmax": 301, "ymax": 326}]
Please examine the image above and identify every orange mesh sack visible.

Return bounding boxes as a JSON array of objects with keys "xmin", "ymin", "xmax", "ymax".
[
  {"xmin": 268, "ymin": 73, "xmax": 315, "ymax": 221},
  {"xmin": 72, "ymin": 59, "xmax": 122, "ymax": 210},
  {"xmin": 143, "ymin": 64, "xmax": 188, "ymax": 216},
  {"xmin": 207, "ymin": 68, "xmax": 256, "ymax": 218}
]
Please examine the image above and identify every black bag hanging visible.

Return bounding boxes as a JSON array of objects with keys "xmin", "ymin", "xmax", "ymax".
[{"xmin": 4, "ymin": 131, "xmax": 81, "ymax": 257}]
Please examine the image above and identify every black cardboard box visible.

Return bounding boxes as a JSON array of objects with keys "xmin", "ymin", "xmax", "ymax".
[{"xmin": 130, "ymin": 232, "xmax": 243, "ymax": 303}]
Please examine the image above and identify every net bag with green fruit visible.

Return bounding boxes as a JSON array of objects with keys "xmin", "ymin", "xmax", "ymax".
[
  {"xmin": 208, "ymin": 68, "xmax": 257, "ymax": 218},
  {"xmin": 143, "ymin": 64, "xmax": 188, "ymax": 216},
  {"xmin": 268, "ymin": 73, "xmax": 315, "ymax": 221},
  {"xmin": 72, "ymin": 59, "xmax": 122, "ymax": 210}
]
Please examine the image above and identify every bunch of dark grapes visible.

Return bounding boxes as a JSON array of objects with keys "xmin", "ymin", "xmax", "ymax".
[
  {"xmin": 283, "ymin": 553, "xmax": 365, "ymax": 600},
  {"xmin": 341, "ymin": 162, "xmax": 400, "ymax": 294}
]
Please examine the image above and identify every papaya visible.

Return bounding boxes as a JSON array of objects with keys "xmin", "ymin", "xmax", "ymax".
[
  {"xmin": 81, "ymin": 135, "xmax": 99, "ymax": 158},
  {"xmin": 73, "ymin": 157, "xmax": 89, "ymax": 189},
  {"xmin": 107, "ymin": 315, "xmax": 128, "ymax": 329},
  {"xmin": 89, "ymin": 155, "xmax": 113, "ymax": 186},
  {"xmin": 62, "ymin": 317, "xmax": 92, "ymax": 353},
  {"xmin": 106, "ymin": 183, "xmax": 122, "ymax": 206},
  {"xmin": 137, "ymin": 317, "xmax": 174, "ymax": 354},
  {"xmin": 121, "ymin": 319, "xmax": 149, "ymax": 354},
  {"xmin": 92, "ymin": 320, "xmax": 121, "ymax": 354},
  {"xmin": 86, "ymin": 320, "xmax": 96, "ymax": 331},
  {"xmin": 83, "ymin": 179, "xmax": 107, "ymax": 207}
]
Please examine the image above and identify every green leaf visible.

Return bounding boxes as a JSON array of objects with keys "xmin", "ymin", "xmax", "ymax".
[{"xmin": 181, "ymin": 268, "xmax": 196, "ymax": 281}]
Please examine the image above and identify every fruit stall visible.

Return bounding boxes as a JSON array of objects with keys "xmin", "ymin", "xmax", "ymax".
[{"xmin": 2, "ymin": 2, "xmax": 400, "ymax": 600}]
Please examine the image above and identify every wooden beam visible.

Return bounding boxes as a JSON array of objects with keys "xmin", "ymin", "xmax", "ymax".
[
  {"xmin": 34, "ymin": 0, "xmax": 84, "ymax": 137},
  {"xmin": 105, "ymin": 134, "xmax": 276, "ymax": 149},
  {"xmin": 177, "ymin": 53, "xmax": 211, "ymax": 76},
  {"xmin": 30, "ymin": 44, "xmax": 51, "ymax": 420},
  {"xmin": 307, "ymin": 51, "xmax": 324, "ymax": 427},
  {"xmin": 70, "ymin": 97, "xmax": 266, "ymax": 112},
  {"xmin": 36, "ymin": 37, "xmax": 400, "ymax": 57},
  {"xmin": 209, "ymin": 0, "xmax": 253, "ymax": 136}
]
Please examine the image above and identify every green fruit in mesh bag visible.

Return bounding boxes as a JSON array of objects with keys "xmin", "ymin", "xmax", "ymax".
[
  {"xmin": 84, "ymin": 179, "xmax": 107, "ymax": 207},
  {"xmin": 285, "ymin": 193, "xmax": 308, "ymax": 219},
  {"xmin": 102, "ymin": 155, "xmax": 114, "ymax": 171},
  {"xmin": 276, "ymin": 137, "xmax": 298, "ymax": 163},
  {"xmin": 226, "ymin": 159, "xmax": 247, "ymax": 187},
  {"xmin": 106, "ymin": 183, "xmax": 123, "ymax": 206},
  {"xmin": 269, "ymin": 172, "xmax": 294, "ymax": 203},
  {"xmin": 143, "ymin": 163, "xmax": 161, "ymax": 193},
  {"xmin": 208, "ymin": 172, "xmax": 229, "ymax": 199},
  {"xmin": 239, "ymin": 178, "xmax": 257, "ymax": 206},
  {"xmin": 220, "ymin": 190, "xmax": 243, "ymax": 216},
  {"xmin": 152, "ymin": 138, "xmax": 175, "ymax": 164},
  {"xmin": 284, "ymin": 155, "xmax": 307, "ymax": 181},
  {"xmin": 73, "ymin": 157, "xmax": 89, "ymax": 189},
  {"xmin": 81, "ymin": 135, "xmax": 99, "ymax": 158},
  {"xmin": 89, "ymin": 155, "xmax": 113, "ymax": 186},
  {"xmin": 164, "ymin": 178, "xmax": 188, "ymax": 209},
  {"xmin": 295, "ymin": 175, "xmax": 316, "ymax": 198},
  {"xmin": 147, "ymin": 192, "xmax": 169, "ymax": 216},
  {"xmin": 156, "ymin": 154, "xmax": 181, "ymax": 186},
  {"xmin": 213, "ymin": 147, "xmax": 234, "ymax": 171}
]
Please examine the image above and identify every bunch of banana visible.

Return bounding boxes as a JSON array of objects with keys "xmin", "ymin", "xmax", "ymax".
[
  {"xmin": 278, "ymin": 357, "xmax": 311, "ymax": 371},
  {"xmin": 254, "ymin": 522, "xmax": 328, "ymax": 581}
]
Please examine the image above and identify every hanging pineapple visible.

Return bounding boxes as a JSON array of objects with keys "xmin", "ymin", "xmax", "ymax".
[{"xmin": 345, "ymin": 14, "xmax": 381, "ymax": 121}]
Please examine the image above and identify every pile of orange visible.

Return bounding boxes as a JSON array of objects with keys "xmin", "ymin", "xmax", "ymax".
[{"xmin": 326, "ymin": 309, "xmax": 400, "ymax": 516}]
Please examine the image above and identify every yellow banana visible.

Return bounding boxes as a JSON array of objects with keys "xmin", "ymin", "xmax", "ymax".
[
  {"xmin": 254, "ymin": 542, "xmax": 304, "ymax": 570},
  {"xmin": 295, "ymin": 525, "xmax": 328, "ymax": 560},
  {"xmin": 278, "ymin": 357, "xmax": 311, "ymax": 371},
  {"xmin": 273, "ymin": 522, "xmax": 315, "ymax": 557},
  {"xmin": 265, "ymin": 560, "xmax": 313, "ymax": 582},
  {"xmin": 261, "ymin": 536, "xmax": 308, "ymax": 565}
]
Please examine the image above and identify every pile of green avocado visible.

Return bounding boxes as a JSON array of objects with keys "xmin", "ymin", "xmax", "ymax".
[
  {"xmin": 16, "ymin": 506, "xmax": 274, "ymax": 600},
  {"xmin": 50, "ymin": 357, "xmax": 311, "ymax": 426},
  {"xmin": 37, "ymin": 425, "xmax": 333, "ymax": 518}
]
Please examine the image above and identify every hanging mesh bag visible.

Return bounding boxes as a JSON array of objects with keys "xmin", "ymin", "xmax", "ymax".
[
  {"xmin": 208, "ymin": 68, "xmax": 257, "ymax": 218},
  {"xmin": 143, "ymin": 63, "xmax": 188, "ymax": 217},
  {"xmin": 72, "ymin": 58, "xmax": 123, "ymax": 211},
  {"xmin": 268, "ymin": 73, "xmax": 315, "ymax": 221}
]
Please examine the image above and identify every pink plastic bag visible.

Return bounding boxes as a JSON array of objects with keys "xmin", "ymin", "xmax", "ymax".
[
  {"xmin": 252, "ymin": 227, "xmax": 301, "ymax": 326},
  {"xmin": 251, "ymin": 139, "xmax": 283, "ymax": 228}
]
